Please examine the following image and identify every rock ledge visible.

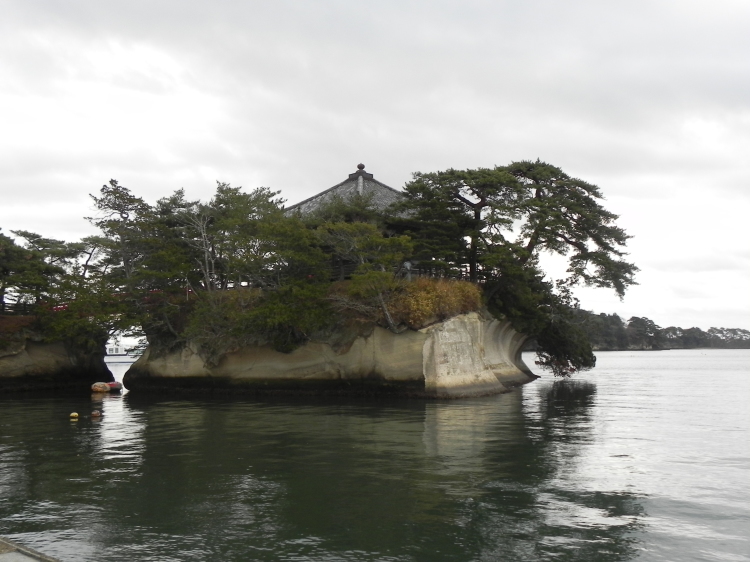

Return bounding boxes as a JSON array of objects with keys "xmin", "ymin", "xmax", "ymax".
[{"xmin": 124, "ymin": 312, "xmax": 537, "ymax": 397}]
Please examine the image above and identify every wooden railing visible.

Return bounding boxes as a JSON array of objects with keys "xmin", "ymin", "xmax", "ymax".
[{"xmin": 0, "ymin": 302, "xmax": 36, "ymax": 316}]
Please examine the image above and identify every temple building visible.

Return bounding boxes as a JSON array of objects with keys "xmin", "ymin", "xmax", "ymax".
[{"xmin": 285, "ymin": 163, "xmax": 405, "ymax": 215}]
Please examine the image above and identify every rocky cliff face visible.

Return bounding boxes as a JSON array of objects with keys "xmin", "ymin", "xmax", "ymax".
[
  {"xmin": 124, "ymin": 312, "xmax": 537, "ymax": 397},
  {"xmin": 0, "ymin": 321, "xmax": 113, "ymax": 391}
]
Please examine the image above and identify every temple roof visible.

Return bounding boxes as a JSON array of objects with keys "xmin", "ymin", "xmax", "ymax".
[{"xmin": 285, "ymin": 164, "xmax": 405, "ymax": 215}]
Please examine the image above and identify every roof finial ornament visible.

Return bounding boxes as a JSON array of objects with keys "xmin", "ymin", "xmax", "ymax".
[{"xmin": 346, "ymin": 163, "xmax": 373, "ymax": 181}]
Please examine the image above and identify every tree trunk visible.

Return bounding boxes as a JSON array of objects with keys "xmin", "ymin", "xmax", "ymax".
[
  {"xmin": 469, "ymin": 208, "xmax": 481, "ymax": 281},
  {"xmin": 377, "ymin": 293, "xmax": 404, "ymax": 334}
]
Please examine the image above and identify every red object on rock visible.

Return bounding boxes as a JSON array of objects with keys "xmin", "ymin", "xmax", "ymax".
[{"xmin": 92, "ymin": 381, "xmax": 123, "ymax": 392}]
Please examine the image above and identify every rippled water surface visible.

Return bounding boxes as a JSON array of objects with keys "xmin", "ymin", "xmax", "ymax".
[{"xmin": 1, "ymin": 350, "xmax": 748, "ymax": 561}]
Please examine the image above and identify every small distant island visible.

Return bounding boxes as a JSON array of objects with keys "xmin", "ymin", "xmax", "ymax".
[
  {"xmin": 572, "ymin": 311, "xmax": 750, "ymax": 351},
  {"xmin": 1, "ymin": 160, "xmax": 709, "ymax": 394}
]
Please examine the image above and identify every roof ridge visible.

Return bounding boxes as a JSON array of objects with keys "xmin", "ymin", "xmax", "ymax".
[
  {"xmin": 285, "ymin": 180, "xmax": 349, "ymax": 211},
  {"xmin": 362, "ymin": 176, "xmax": 404, "ymax": 196},
  {"xmin": 285, "ymin": 167, "xmax": 403, "ymax": 211}
]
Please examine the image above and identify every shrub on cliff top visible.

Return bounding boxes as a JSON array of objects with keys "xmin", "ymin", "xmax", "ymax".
[
  {"xmin": 328, "ymin": 276, "xmax": 483, "ymax": 331},
  {"xmin": 389, "ymin": 277, "xmax": 482, "ymax": 329}
]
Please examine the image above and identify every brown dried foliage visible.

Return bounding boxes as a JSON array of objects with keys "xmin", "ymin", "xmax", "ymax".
[
  {"xmin": 328, "ymin": 277, "xmax": 483, "ymax": 330},
  {"xmin": 0, "ymin": 315, "xmax": 35, "ymax": 334},
  {"xmin": 388, "ymin": 278, "xmax": 482, "ymax": 329}
]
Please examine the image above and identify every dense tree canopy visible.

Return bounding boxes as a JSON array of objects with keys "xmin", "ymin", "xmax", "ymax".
[
  {"xmin": 575, "ymin": 311, "xmax": 750, "ymax": 350},
  {"xmin": 388, "ymin": 160, "xmax": 638, "ymax": 375},
  {"xmin": 1, "ymin": 162, "xmax": 648, "ymax": 376},
  {"xmin": 392, "ymin": 160, "xmax": 637, "ymax": 292}
]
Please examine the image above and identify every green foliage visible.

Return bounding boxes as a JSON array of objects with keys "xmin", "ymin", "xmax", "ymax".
[
  {"xmin": 533, "ymin": 319, "xmax": 596, "ymax": 377},
  {"xmin": 314, "ymin": 222, "xmax": 414, "ymax": 332},
  {"xmin": 483, "ymin": 258, "xmax": 596, "ymax": 376},
  {"xmin": 704, "ymin": 327, "xmax": 750, "ymax": 348},
  {"xmin": 77, "ymin": 179, "xmax": 362, "ymax": 362},
  {"xmin": 507, "ymin": 160, "xmax": 638, "ymax": 297},
  {"xmin": 347, "ymin": 268, "xmax": 400, "ymax": 301},
  {"xmin": 34, "ymin": 274, "xmax": 133, "ymax": 354},
  {"xmin": 390, "ymin": 167, "xmax": 518, "ymax": 278},
  {"xmin": 390, "ymin": 160, "xmax": 638, "ymax": 376},
  {"xmin": 245, "ymin": 282, "xmax": 333, "ymax": 352},
  {"xmin": 184, "ymin": 282, "xmax": 332, "ymax": 363},
  {"xmin": 80, "ymin": 179, "xmax": 332, "ymax": 350},
  {"xmin": 0, "ymin": 228, "xmax": 72, "ymax": 307},
  {"xmin": 392, "ymin": 161, "xmax": 637, "ymax": 292},
  {"xmin": 0, "ymin": 230, "xmax": 31, "ymax": 307},
  {"xmin": 625, "ymin": 316, "xmax": 666, "ymax": 349},
  {"xmin": 317, "ymin": 222, "xmax": 413, "ymax": 269},
  {"xmin": 575, "ymin": 311, "xmax": 630, "ymax": 350},
  {"xmin": 574, "ymin": 311, "xmax": 750, "ymax": 350},
  {"xmin": 1, "ymin": 162, "xmax": 644, "ymax": 377}
]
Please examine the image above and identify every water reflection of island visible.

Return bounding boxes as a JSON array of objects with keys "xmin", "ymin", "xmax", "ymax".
[
  {"xmin": 0, "ymin": 385, "xmax": 645, "ymax": 561},
  {"xmin": 115, "ymin": 387, "xmax": 644, "ymax": 560}
]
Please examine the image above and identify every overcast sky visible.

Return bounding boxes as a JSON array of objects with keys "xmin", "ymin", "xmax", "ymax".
[{"xmin": 1, "ymin": 0, "xmax": 748, "ymax": 330}]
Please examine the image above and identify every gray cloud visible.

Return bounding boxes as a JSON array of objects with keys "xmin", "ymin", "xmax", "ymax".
[
  {"xmin": 1, "ymin": 0, "xmax": 748, "ymax": 328},
  {"xmin": 646, "ymin": 255, "xmax": 749, "ymax": 274}
]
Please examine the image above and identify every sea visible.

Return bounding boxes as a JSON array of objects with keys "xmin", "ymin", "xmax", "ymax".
[{"xmin": 0, "ymin": 349, "xmax": 748, "ymax": 561}]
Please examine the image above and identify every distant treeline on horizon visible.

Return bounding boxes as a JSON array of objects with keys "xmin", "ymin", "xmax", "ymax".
[{"xmin": 571, "ymin": 311, "xmax": 750, "ymax": 351}]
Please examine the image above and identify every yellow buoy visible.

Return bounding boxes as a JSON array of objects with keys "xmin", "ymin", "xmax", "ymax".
[{"xmin": 70, "ymin": 412, "xmax": 79, "ymax": 419}]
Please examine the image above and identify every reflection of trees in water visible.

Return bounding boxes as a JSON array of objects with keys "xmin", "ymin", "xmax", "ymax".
[
  {"xmin": 539, "ymin": 379, "xmax": 598, "ymax": 418},
  {"xmin": 465, "ymin": 379, "xmax": 646, "ymax": 562},
  {"xmin": 530, "ymin": 379, "xmax": 599, "ymax": 450},
  {"xmin": 0, "ymin": 390, "xmax": 645, "ymax": 561}
]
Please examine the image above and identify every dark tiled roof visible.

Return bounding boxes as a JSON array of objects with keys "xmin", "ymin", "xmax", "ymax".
[{"xmin": 285, "ymin": 165, "xmax": 405, "ymax": 215}]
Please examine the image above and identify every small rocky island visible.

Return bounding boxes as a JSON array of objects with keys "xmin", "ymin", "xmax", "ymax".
[{"xmin": 1, "ymin": 161, "xmax": 640, "ymax": 393}]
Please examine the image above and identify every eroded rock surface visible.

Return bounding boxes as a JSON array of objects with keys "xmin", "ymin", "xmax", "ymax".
[
  {"xmin": 124, "ymin": 312, "xmax": 537, "ymax": 397},
  {"xmin": 0, "ymin": 326, "xmax": 112, "ymax": 391}
]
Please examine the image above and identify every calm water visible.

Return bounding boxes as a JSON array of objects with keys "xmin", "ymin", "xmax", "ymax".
[{"xmin": 1, "ymin": 350, "xmax": 748, "ymax": 561}]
